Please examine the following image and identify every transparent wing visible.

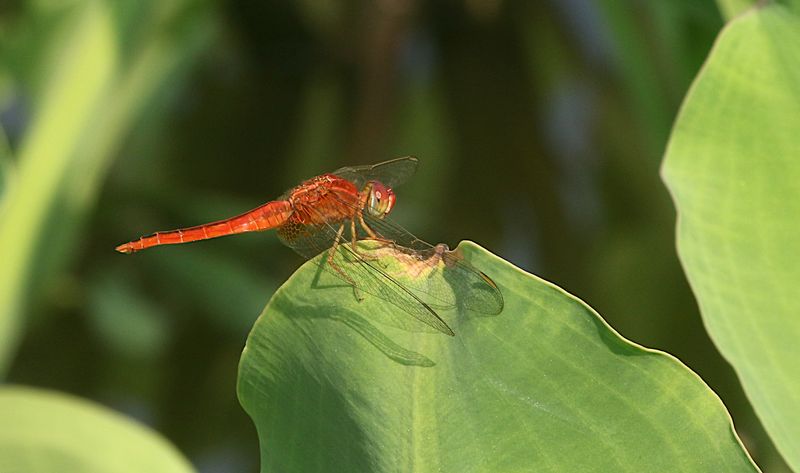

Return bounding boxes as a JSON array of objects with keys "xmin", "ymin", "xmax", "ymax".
[
  {"xmin": 331, "ymin": 156, "xmax": 419, "ymax": 189},
  {"xmin": 293, "ymin": 190, "xmax": 504, "ymax": 317},
  {"xmin": 277, "ymin": 216, "xmax": 456, "ymax": 336},
  {"xmin": 362, "ymin": 213, "xmax": 505, "ymax": 315},
  {"xmin": 317, "ymin": 188, "xmax": 504, "ymax": 313}
]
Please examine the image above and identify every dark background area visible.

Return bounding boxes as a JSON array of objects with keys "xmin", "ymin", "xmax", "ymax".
[{"xmin": 0, "ymin": 1, "xmax": 789, "ymax": 471}]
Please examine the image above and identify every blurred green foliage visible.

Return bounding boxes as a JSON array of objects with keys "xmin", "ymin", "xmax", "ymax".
[
  {"xmin": 0, "ymin": 0, "xmax": 791, "ymax": 471},
  {"xmin": 0, "ymin": 386, "xmax": 194, "ymax": 473}
]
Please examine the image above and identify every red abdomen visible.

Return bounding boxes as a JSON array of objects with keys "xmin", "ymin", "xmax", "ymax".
[
  {"xmin": 115, "ymin": 200, "xmax": 293, "ymax": 253},
  {"xmin": 115, "ymin": 174, "xmax": 363, "ymax": 254}
]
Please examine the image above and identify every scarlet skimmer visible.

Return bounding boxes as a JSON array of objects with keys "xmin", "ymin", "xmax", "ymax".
[{"xmin": 116, "ymin": 157, "xmax": 503, "ymax": 335}]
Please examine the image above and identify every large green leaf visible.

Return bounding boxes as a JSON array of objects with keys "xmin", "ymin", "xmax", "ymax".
[
  {"xmin": 663, "ymin": 5, "xmax": 800, "ymax": 470},
  {"xmin": 662, "ymin": 4, "xmax": 800, "ymax": 470},
  {"xmin": 0, "ymin": 386, "xmax": 194, "ymax": 473},
  {"xmin": 716, "ymin": 0, "xmax": 757, "ymax": 20},
  {"xmin": 238, "ymin": 242, "xmax": 757, "ymax": 472}
]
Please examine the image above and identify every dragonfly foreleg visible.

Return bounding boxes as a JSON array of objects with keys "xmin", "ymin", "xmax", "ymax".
[
  {"xmin": 357, "ymin": 211, "xmax": 394, "ymax": 246},
  {"xmin": 328, "ymin": 222, "xmax": 364, "ymax": 301},
  {"xmin": 349, "ymin": 217, "xmax": 386, "ymax": 262}
]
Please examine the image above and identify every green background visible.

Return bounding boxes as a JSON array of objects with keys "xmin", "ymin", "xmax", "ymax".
[{"xmin": 0, "ymin": 1, "xmax": 792, "ymax": 471}]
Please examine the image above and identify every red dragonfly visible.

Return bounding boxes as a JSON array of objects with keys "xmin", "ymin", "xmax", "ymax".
[{"xmin": 116, "ymin": 157, "xmax": 503, "ymax": 335}]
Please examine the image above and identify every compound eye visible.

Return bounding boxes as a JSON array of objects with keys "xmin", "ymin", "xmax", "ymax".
[
  {"xmin": 367, "ymin": 188, "xmax": 381, "ymax": 216},
  {"xmin": 366, "ymin": 181, "xmax": 394, "ymax": 217}
]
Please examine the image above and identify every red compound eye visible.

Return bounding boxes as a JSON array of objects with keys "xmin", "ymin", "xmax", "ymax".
[{"xmin": 367, "ymin": 181, "xmax": 396, "ymax": 217}]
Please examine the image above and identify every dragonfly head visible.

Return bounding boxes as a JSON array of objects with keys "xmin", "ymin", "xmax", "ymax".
[{"xmin": 365, "ymin": 181, "xmax": 396, "ymax": 219}]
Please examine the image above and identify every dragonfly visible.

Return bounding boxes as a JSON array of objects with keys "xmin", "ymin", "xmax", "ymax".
[{"xmin": 116, "ymin": 157, "xmax": 503, "ymax": 336}]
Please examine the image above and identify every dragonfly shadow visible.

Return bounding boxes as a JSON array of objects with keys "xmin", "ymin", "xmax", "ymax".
[
  {"xmin": 279, "ymin": 263, "xmax": 437, "ymax": 368},
  {"xmin": 308, "ymin": 256, "xmax": 356, "ymax": 291},
  {"xmin": 308, "ymin": 254, "xmax": 443, "ymax": 333}
]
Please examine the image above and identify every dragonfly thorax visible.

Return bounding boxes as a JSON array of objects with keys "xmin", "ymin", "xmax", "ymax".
[{"xmin": 364, "ymin": 180, "xmax": 395, "ymax": 219}]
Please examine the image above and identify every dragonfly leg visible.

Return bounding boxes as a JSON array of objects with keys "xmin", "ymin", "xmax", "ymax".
[
  {"xmin": 328, "ymin": 223, "xmax": 364, "ymax": 301},
  {"xmin": 349, "ymin": 217, "xmax": 381, "ymax": 261},
  {"xmin": 357, "ymin": 211, "xmax": 394, "ymax": 246},
  {"xmin": 349, "ymin": 217, "xmax": 395, "ymax": 266},
  {"xmin": 355, "ymin": 188, "xmax": 391, "ymax": 245}
]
